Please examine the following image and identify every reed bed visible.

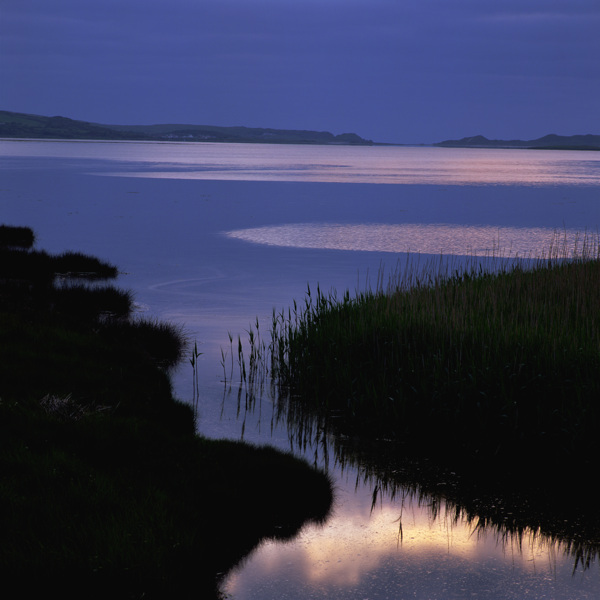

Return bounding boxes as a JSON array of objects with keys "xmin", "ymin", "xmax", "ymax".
[{"xmin": 264, "ymin": 232, "xmax": 600, "ymax": 465}]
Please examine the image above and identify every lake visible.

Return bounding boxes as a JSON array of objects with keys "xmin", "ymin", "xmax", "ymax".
[{"xmin": 1, "ymin": 139, "xmax": 599, "ymax": 598}]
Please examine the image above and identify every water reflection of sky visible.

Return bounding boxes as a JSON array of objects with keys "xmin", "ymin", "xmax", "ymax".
[
  {"xmin": 111, "ymin": 144, "xmax": 600, "ymax": 186},
  {"xmin": 225, "ymin": 486, "xmax": 595, "ymax": 599},
  {"xmin": 4, "ymin": 140, "xmax": 599, "ymax": 186},
  {"xmin": 113, "ymin": 149, "xmax": 600, "ymax": 185},
  {"xmin": 225, "ymin": 222, "xmax": 592, "ymax": 258}
]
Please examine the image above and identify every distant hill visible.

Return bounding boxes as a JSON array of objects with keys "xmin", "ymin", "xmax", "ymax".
[
  {"xmin": 104, "ymin": 122, "xmax": 372, "ymax": 145},
  {"xmin": 0, "ymin": 111, "xmax": 146, "ymax": 141},
  {"xmin": 0, "ymin": 110, "xmax": 373, "ymax": 146},
  {"xmin": 435, "ymin": 134, "xmax": 600, "ymax": 151}
]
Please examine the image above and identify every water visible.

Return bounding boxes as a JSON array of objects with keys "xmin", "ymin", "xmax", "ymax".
[
  {"xmin": 2, "ymin": 139, "xmax": 599, "ymax": 598},
  {"xmin": 4, "ymin": 139, "xmax": 600, "ymax": 185}
]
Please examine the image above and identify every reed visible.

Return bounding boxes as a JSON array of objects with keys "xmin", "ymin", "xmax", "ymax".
[
  {"xmin": 263, "ymin": 231, "xmax": 600, "ymax": 466},
  {"xmin": 190, "ymin": 340, "xmax": 202, "ymax": 421}
]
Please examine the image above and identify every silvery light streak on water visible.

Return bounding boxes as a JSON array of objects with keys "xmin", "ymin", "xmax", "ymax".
[{"xmin": 224, "ymin": 222, "xmax": 592, "ymax": 258}]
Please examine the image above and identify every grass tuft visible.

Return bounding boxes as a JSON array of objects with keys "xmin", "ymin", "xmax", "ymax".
[{"xmin": 0, "ymin": 224, "xmax": 35, "ymax": 248}]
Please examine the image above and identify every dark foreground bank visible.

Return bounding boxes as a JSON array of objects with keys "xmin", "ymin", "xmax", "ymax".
[{"xmin": 0, "ymin": 225, "xmax": 333, "ymax": 599}]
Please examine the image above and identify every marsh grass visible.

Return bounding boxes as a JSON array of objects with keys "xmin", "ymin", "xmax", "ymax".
[
  {"xmin": 190, "ymin": 340, "xmax": 202, "ymax": 422},
  {"xmin": 238, "ymin": 231, "xmax": 600, "ymax": 470},
  {"xmin": 0, "ymin": 247, "xmax": 118, "ymax": 285},
  {"xmin": 101, "ymin": 317, "xmax": 187, "ymax": 368},
  {"xmin": 52, "ymin": 250, "xmax": 119, "ymax": 280}
]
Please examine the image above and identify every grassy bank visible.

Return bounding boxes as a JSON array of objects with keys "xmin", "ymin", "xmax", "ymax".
[
  {"xmin": 0, "ymin": 226, "xmax": 332, "ymax": 598},
  {"xmin": 265, "ymin": 239, "xmax": 600, "ymax": 476}
]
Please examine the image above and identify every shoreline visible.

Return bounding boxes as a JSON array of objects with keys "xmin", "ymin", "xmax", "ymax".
[{"xmin": 0, "ymin": 226, "xmax": 333, "ymax": 598}]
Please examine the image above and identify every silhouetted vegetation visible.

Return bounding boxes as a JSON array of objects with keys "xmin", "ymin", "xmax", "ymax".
[
  {"xmin": 266, "ymin": 245, "xmax": 600, "ymax": 473},
  {"xmin": 0, "ymin": 225, "xmax": 333, "ymax": 598},
  {"xmin": 0, "ymin": 224, "xmax": 35, "ymax": 248}
]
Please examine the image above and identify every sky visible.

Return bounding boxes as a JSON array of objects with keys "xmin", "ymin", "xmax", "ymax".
[{"xmin": 2, "ymin": 0, "xmax": 599, "ymax": 144}]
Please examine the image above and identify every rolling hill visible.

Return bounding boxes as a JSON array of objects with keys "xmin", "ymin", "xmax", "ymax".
[
  {"xmin": 435, "ymin": 133, "xmax": 600, "ymax": 151},
  {"xmin": 0, "ymin": 110, "xmax": 373, "ymax": 145}
]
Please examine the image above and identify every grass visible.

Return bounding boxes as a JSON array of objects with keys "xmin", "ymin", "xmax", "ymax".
[
  {"xmin": 256, "ymin": 232, "xmax": 600, "ymax": 473},
  {"xmin": 52, "ymin": 250, "xmax": 120, "ymax": 279},
  {"xmin": 0, "ymin": 225, "xmax": 333, "ymax": 598}
]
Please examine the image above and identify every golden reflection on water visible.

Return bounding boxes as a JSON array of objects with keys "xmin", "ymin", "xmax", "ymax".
[
  {"xmin": 268, "ymin": 505, "xmax": 482, "ymax": 586},
  {"xmin": 225, "ymin": 497, "xmax": 563, "ymax": 596},
  {"xmin": 225, "ymin": 222, "xmax": 587, "ymax": 258}
]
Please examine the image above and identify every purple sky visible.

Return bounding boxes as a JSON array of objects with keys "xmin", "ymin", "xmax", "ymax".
[{"xmin": 2, "ymin": 0, "xmax": 599, "ymax": 143}]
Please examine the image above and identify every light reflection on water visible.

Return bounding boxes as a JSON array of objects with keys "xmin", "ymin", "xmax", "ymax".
[
  {"xmin": 225, "ymin": 222, "xmax": 590, "ymax": 258},
  {"xmin": 225, "ymin": 499, "xmax": 571, "ymax": 599},
  {"xmin": 116, "ymin": 144, "xmax": 600, "ymax": 186},
  {"xmin": 218, "ymin": 384, "xmax": 600, "ymax": 600},
  {"xmin": 109, "ymin": 148, "xmax": 600, "ymax": 185},
  {"xmin": 3, "ymin": 139, "xmax": 600, "ymax": 186}
]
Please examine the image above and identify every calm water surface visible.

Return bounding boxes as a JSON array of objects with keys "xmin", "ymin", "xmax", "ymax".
[
  {"xmin": 1, "ymin": 140, "xmax": 599, "ymax": 598},
  {"xmin": 4, "ymin": 138, "xmax": 600, "ymax": 186}
]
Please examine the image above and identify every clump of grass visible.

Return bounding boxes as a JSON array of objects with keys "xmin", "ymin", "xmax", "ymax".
[
  {"xmin": 0, "ymin": 247, "xmax": 54, "ymax": 286},
  {"xmin": 0, "ymin": 236, "xmax": 120, "ymax": 318},
  {"xmin": 51, "ymin": 283, "xmax": 135, "ymax": 321},
  {"xmin": 101, "ymin": 317, "xmax": 187, "ymax": 369},
  {"xmin": 0, "ymin": 247, "xmax": 118, "ymax": 285},
  {"xmin": 265, "ymin": 233, "xmax": 600, "ymax": 469},
  {"xmin": 51, "ymin": 250, "xmax": 119, "ymax": 280},
  {"xmin": 0, "ymin": 224, "xmax": 35, "ymax": 248}
]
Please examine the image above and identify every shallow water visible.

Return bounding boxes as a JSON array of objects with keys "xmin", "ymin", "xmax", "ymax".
[{"xmin": 2, "ymin": 140, "xmax": 599, "ymax": 598}]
